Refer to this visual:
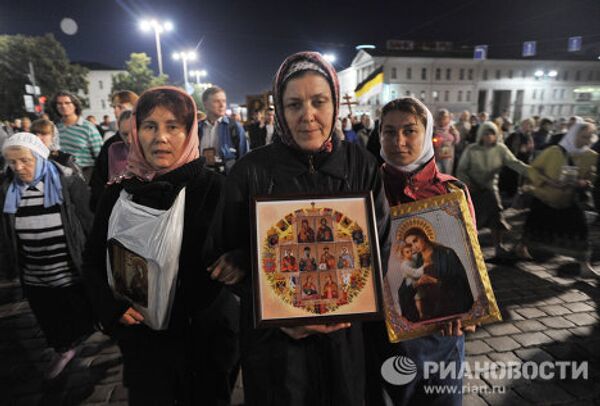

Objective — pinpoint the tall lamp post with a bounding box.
[172,51,197,90]
[139,19,173,76]
[189,69,207,84]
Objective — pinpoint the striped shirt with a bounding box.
[15,182,78,288]
[57,117,103,168]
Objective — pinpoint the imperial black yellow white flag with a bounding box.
[354,66,384,104]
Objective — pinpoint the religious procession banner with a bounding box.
[251,193,385,327]
[384,189,501,342]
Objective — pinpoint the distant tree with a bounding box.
[111,53,168,95]
[0,34,89,119]
[191,84,209,113]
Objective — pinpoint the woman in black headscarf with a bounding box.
[209,51,391,405]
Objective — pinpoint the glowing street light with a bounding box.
[189,69,208,84]
[534,70,545,77]
[548,70,558,77]
[139,19,173,76]
[323,53,336,64]
[173,51,197,89]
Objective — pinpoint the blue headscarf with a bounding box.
[3,152,63,214]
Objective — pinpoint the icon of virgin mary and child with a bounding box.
[396,227,473,323]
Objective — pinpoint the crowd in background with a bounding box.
[0,54,599,405]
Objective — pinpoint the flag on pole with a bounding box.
[354,66,384,104]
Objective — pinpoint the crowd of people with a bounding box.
[0,50,598,405]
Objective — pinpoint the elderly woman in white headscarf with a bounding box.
[0,133,94,379]
[519,122,598,275]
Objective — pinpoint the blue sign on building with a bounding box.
[474,45,487,60]
[568,36,582,52]
[523,41,536,57]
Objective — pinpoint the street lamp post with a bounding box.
[189,69,207,84]
[139,19,173,76]
[173,51,197,90]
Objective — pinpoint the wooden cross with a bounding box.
[341,93,358,116]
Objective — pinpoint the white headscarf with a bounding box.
[559,122,596,155]
[380,97,434,173]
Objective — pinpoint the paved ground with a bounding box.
[0,209,598,405]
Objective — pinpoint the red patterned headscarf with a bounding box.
[273,51,340,152]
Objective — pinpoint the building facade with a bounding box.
[80,68,125,121]
[338,48,600,122]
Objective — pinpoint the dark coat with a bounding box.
[219,137,391,406]
[82,159,237,403]
[247,122,267,150]
[89,132,123,212]
[82,158,225,333]
[0,162,93,279]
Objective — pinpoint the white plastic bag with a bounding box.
[106,187,186,330]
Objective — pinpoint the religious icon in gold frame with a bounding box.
[384,189,501,342]
[251,193,384,327]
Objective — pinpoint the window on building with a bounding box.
[457,90,463,102]
[588,70,594,81]
[99,80,104,90]
[495,69,501,79]
[596,71,600,81]
[466,90,471,102]
[538,105,544,114]
[552,89,558,100]
[405,90,411,96]
[444,90,449,102]
[530,105,535,114]
[550,105,556,114]
[521,70,527,78]
[482,69,488,80]
[559,105,563,115]
[560,89,565,99]
[508,70,513,79]
[468,69,473,80]
[446,68,451,80]
[575,70,581,81]
[101,100,106,109]
[433,90,439,102]
[391,67,397,79]
[459,69,465,80]
[391,90,397,98]
[420,90,426,101]
[421,68,427,80]
[563,71,569,81]
[532,89,537,100]
[435,68,441,80]
[540,89,544,101]
[407,67,412,80]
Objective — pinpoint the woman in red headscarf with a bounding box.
[82,87,236,405]
[209,52,391,405]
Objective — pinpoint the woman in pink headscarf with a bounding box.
[82,87,235,405]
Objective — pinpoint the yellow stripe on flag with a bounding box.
[355,71,384,99]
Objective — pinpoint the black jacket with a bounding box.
[0,162,93,279]
[247,122,267,150]
[82,159,225,334]
[219,137,391,406]
[89,133,123,212]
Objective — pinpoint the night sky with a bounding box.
[1,0,599,103]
